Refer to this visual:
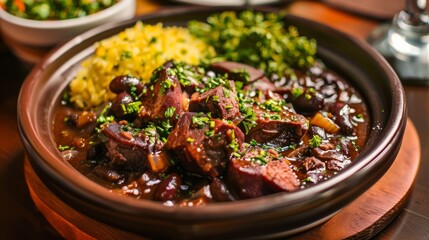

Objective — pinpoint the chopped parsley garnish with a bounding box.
[160,78,174,94]
[121,101,142,115]
[192,113,210,128]
[212,95,220,103]
[250,139,258,146]
[164,107,176,118]
[309,135,322,148]
[188,10,317,76]
[292,87,304,98]
[58,145,73,151]
[205,130,215,137]
[197,74,231,92]
[250,149,269,165]
[239,105,257,134]
[96,104,114,124]
[144,124,158,144]
[260,98,285,112]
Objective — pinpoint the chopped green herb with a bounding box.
[212,95,220,103]
[192,114,210,128]
[188,10,317,76]
[164,107,176,118]
[58,145,73,151]
[160,78,174,94]
[97,105,114,124]
[291,87,304,98]
[205,130,215,137]
[309,135,322,148]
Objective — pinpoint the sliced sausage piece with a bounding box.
[261,160,300,192]
[226,147,299,199]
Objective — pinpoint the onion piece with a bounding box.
[310,112,340,134]
[148,152,171,173]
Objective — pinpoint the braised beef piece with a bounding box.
[189,81,242,123]
[246,106,308,147]
[311,145,350,171]
[100,123,163,171]
[170,61,205,95]
[226,147,299,199]
[303,156,325,172]
[165,112,244,178]
[302,156,326,184]
[139,63,186,125]
[209,61,266,83]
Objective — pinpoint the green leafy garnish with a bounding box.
[188,10,317,76]
[309,135,322,148]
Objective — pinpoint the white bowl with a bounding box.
[0,0,136,47]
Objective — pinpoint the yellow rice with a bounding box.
[69,22,214,109]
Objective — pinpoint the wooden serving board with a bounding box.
[24,119,420,240]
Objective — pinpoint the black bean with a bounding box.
[110,92,134,118]
[109,75,144,95]
[156,173,182,201]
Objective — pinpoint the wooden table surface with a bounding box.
[0,1,428,239]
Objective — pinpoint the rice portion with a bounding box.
[69,22,214,109]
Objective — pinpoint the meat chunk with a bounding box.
[261,159,300,192]
[246,106,308,146]
[165,112,244,177]
[189,82,242,123]
[311,146,351,171]
[302,156,326,184]
[139,63,187,125]
[226,147,299,199]
[227,157,264,199]
[101,123,163,171]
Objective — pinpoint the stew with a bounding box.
[53,59,369,206]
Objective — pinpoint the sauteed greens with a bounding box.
[188,11,317,76]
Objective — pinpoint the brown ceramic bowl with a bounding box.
[18,7,406,240]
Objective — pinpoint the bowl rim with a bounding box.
[18,6,406,223]
[0,0,133,29]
